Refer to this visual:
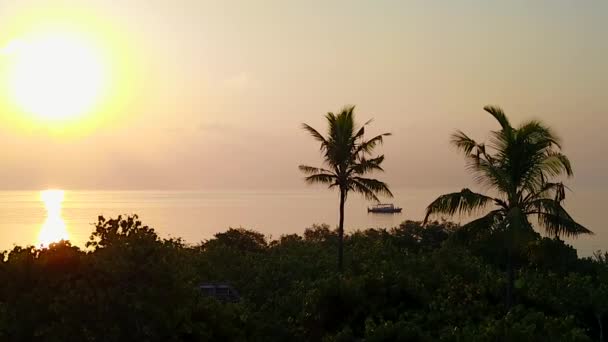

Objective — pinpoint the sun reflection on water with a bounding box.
[37,189,69,247]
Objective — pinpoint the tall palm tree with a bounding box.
[299,105,392,272]
[424,105,592,309]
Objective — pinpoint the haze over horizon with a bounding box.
[0,0,605,192]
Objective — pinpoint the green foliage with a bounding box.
[527,237,580,274]
[0,216,605,341]
[0,216,246,341]
[203,227,267,253]
[447,306,591,342]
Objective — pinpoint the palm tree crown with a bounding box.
[299,106,392,201]
[425,105,591,238]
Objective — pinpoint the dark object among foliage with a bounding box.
[200,283,241,302]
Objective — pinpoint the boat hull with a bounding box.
[368,208,402,213]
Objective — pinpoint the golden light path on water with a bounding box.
[37,189,69,247]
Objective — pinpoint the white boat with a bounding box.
[367,203,402,213]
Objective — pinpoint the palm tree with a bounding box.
[424,105,592,309]
[299,105,392,272]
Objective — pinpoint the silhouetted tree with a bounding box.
[203,227,267,253]
[299,105,392,272]
[424,105,592,310]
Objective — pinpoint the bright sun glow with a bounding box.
[38,189,69,247]
[0,7,141,135]
[3,32,108,121]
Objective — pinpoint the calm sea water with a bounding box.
[0,188,603,256]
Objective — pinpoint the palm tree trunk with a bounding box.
[597,313,604,342]
[506,246,514,311]
[338,189,346,273]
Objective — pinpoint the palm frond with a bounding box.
[460,209,504,233]
[540,152,573,177]
[353,118,373,141]
[355,133,391,155]
[451,130,479,155]
[538,212,593,238]
[484,105,512,130]
[522,182,567,204]
[515,154,570,195]
[517,151,572,198]
[298,165,334,175]
[350,177,393,200]
[349,180,380,202]
[301,123,328,147]
[330,106,356,145]
[424,189,495,223]
[303,173,338,187]
[465,155,512,194]
[325,112,339,142]
[496,119,566,190]
[353,125,365,141]
[527,198,592,237]
[516,120,561,148]
[349,155,385,175]
[488,129,511,156]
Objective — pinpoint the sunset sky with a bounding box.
[0,0,605,191]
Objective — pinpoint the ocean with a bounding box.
[0,188,602,256]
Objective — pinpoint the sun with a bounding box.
[37,189,69,247]
[3,31,108,121]
[0,6,143,135]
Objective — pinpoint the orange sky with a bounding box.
[0,0,605,191]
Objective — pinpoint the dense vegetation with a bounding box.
[0,215,605,341]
